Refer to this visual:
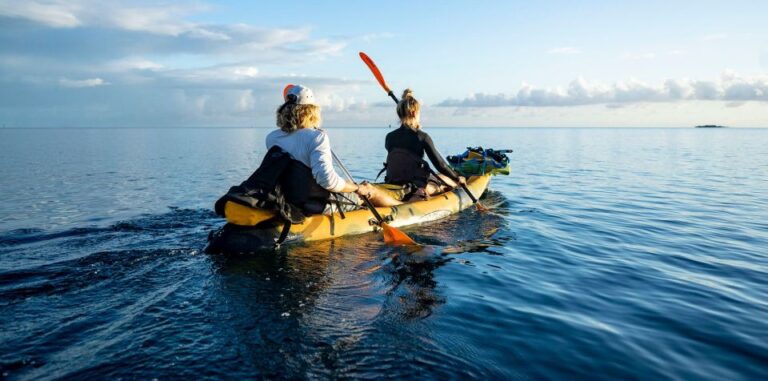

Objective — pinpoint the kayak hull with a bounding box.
[206,174,491,253]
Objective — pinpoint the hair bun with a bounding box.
[401,88,414,99]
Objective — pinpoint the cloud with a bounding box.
[548,47,581,55]
[436,72,768,108]
[0,0,83,28]
[59,77,107,87]
[622,52,656,60]
[0,2,341,65]
[0,0,381,127]
[105,58,164,71]
[0,0,210,36]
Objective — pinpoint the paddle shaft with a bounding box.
[381,87,481,205]
[330,151,386,223]
[387,91,399,104]
[461,183,479,203]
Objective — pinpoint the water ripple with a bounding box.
[2,128,767,380]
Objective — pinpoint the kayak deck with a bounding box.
[206,174,491,252]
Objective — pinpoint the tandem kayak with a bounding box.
[205,174,492,253]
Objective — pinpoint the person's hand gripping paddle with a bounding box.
[331,151,418,246]
[359,52,488,212]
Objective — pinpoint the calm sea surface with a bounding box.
[1,127,767,380]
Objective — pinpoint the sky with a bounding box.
[1,0,767,128]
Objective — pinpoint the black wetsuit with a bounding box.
[384,125,460,188]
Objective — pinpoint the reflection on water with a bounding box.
[196,193,512,378]
[2,128,767,380]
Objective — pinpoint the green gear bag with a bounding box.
[446,147,511,177]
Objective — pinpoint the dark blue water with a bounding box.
[1,128,767,380]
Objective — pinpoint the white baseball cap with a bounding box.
[283,84,315,105]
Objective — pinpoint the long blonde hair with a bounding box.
[396,88,421,129]
[276,102,322,132]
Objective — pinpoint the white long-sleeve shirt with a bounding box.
[265,128,347,192]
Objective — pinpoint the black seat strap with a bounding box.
[331,193,346,219]
[329,209,335,236]
[375,162,387,181]
[274,220,292,249]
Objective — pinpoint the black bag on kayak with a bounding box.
[214,146,306,224]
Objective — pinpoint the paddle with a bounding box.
[358,51,488,212]
[330,151,418,246]
[359,52,398,104]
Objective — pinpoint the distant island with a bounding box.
[695,125,726,128]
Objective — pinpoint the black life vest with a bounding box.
[214,145,331,223]
[383,147,432,188]
[279,159,331,215]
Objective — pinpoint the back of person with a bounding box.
[266,84,402,213]
[384,126,432,187]
[382,89,463,200]
[215,83,403,237]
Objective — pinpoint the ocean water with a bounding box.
[1,127,767,380]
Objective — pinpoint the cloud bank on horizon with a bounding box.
[1,0,767,127]
[438,72,768,108]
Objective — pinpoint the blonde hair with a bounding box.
[396,88,421,129]
[276,103,322,132]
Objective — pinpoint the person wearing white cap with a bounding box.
[265,85,401,213]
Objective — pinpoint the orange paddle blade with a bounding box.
[359,52,391,93]
[475,201,489,212]
[381,223,418,246]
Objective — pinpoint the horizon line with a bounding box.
[1,126,764,130]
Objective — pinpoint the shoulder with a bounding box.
[303,127,326,139]
[415,128,430,141]
[295,128,328,147]
[389,126,412,137]
[265,129,285,145]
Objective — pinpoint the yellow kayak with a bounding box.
[206,174,491,253]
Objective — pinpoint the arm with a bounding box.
[309,132,357,193]
[422,132,461,181]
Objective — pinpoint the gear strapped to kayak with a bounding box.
[206,148,512,253]
[213,145,351,247]
[447,147,512,177]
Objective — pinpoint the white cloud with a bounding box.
[153,64,272,88]
[0,1,332,58]
[437,72,768,108]
[106,58,164,71]
[59,77,107,87]
[107,4,202,36]
[622,52,656,60]
[232,66,259,78]
[302,39,346,57]
[0,0,209,36]
[0,0,82,28]
[237,90,255,112]
[548,47,581,55]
